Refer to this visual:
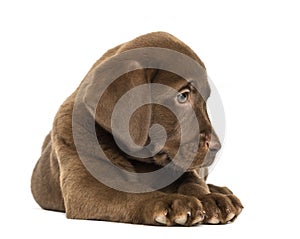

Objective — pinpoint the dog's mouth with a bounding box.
[199,155,215,168]
[197,149,219,168]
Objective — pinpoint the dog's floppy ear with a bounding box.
[83,59,156,152]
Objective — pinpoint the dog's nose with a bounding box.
[208,131,221,152]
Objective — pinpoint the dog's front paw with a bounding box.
[200,193,243,224]
[142,194,205,226]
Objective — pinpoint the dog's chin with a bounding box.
[186,160,214,171]
[199,156,216,168]
[152,151,216,173]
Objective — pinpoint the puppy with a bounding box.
[31,32,243,226]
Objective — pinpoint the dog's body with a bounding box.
[31,32,242,226]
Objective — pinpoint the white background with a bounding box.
[1,0,299,238]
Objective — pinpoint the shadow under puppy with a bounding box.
[31,32,243,226]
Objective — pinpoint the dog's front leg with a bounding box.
[56,150,204,226]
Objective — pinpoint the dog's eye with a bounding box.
[176,89,190,104]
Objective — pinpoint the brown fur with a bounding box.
[31,32,242,225]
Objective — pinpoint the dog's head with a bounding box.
[83,32,221,172]
[150,69,221,170]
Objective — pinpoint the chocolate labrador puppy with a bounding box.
[31,32,243,226]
